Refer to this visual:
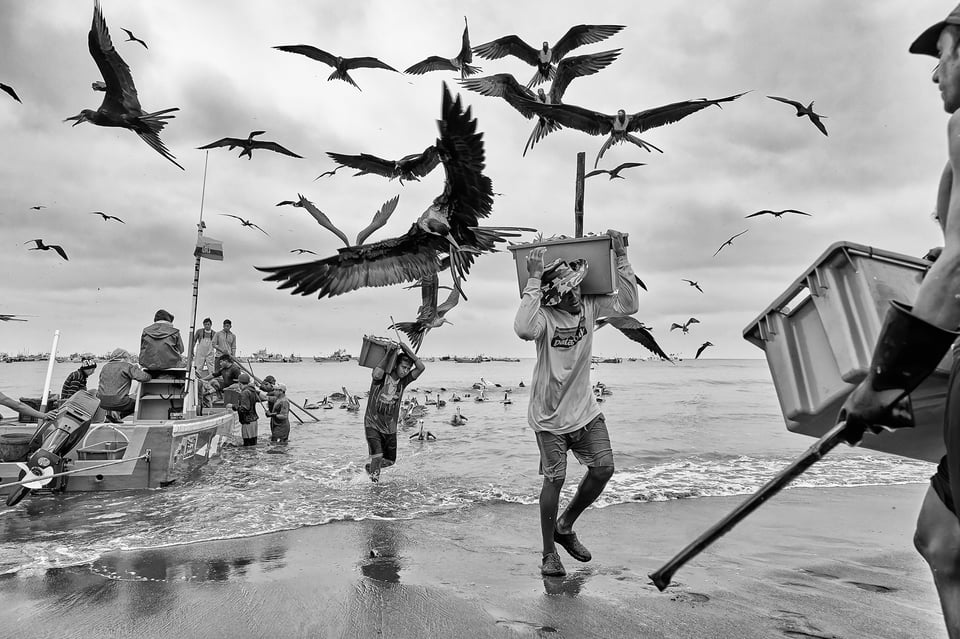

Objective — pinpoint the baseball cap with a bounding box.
[910,4,960,57]
[80,354,97,370]
[238,373,251,384]
[263,375,276,384]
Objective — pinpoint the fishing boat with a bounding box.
[313,348,352,363]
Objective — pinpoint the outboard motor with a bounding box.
[7,390,101,507]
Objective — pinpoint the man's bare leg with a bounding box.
[540,477,563,555]
[915,486,960,638]
[557,465,614,533]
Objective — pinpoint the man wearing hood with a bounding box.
[97,348,152,421]
[139,309,184,370]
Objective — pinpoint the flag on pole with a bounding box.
[195,235,224,261]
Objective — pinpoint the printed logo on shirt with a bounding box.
[550,321,587,349]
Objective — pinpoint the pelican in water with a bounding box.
[65,1,183,170]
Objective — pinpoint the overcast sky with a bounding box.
[0,1,951,361]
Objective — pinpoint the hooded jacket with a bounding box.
[139,320,185,369]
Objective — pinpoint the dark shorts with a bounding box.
[365,427,397,463]
[931,347,960,519]
[535,413,614,482]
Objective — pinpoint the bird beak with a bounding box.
[64,114,84,126]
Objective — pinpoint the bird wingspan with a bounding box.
[346,56,397,72]
[549,49,622,103]
[551,24,625,61]
[90,0,142,114]
[274,45,338,68]
[327,151,395,177]
[405,57,457,75]
[472,35,539,65]
[356,195,400,245]
[459,74,537,118]
[627,93,746,134]
[518,100,614,135]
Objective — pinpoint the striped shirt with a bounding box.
[60,369,88,400]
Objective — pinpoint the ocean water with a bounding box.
[0,359,935,575]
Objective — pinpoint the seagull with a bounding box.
[745,208,812,219]
[695,341,714,359]
[460,49,621,155]
[326,146,440,184]
[90,211,125,223]
[585,162,646,180]
[713,229,748,256]
[596,316,670,361]
[670,317,700,334]
[521,92,746,167]
[24,239,68,261]
[405,17,480,79]
[219,214,269,236]
[198,131,302,160]
[256,83,533,301]
[64,1,183,170]
[1,83,21,103]
[681,279,703,293]
[120,27,148,49]
[767,96,828,136]
[28,205,46,211]
[290,248,317,255]
[0,314,28,322]
[472,24,624,88]
[390,272,461,352]
[273,44,397,91]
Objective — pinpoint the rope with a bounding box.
[0,452,151,490]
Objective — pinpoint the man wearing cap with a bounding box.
[97,349,152,422]
[236,372,260,446]
[514,229,637,577]
[842,9,960,637]
[267,383,290,443]
[60,355,98,401]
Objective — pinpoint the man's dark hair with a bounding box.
[154,309,174,322]
[397,354,414,368]
[223,319,232,326]
[202,317,212,324]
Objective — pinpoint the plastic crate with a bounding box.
[743,241,950,463]
[508,235,619,296]
[358,335,398,369]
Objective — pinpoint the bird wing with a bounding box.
[256,225,443,299]
[344,56,398,72]
[583,169,608,178]
[459,17,473,63]
[52,245,69,261]
[808,114,828,136]
[197,137,246,150]
[609,161,645,176]
[401,145,441,179]
[695,342,712,359]
[744,210,770,218]
[459,74,537,117]
[0,315,27,322]
[517,100,614,135]
[785,209,812,216]
[89,1,142,114]
[220,213,245,222]
[327,151,396,177]
[687,318,700,325]
[273,45,338,68]
[108,214,125,223]
[251,223,270,237]
[767,95,803,110]
[0,82,21,102]
[670,323,683,331]
[356,195,400,245]
[415,272,441,323]
[472,35,539,65]
[435,280,461,317]
[297,196,350,247]
[251,140,303,158]
[626,93,745,134]
[597,316,670,360]
[551,25,625,61]
[405,56,457,75]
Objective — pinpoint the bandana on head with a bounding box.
[540,258,588,306]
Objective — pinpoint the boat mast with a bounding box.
[184,152,210,414]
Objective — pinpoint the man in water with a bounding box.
[514,230,637,577]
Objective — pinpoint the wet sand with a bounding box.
[0,483,944,639]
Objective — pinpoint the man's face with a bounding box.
[223,322,232,332]
[554,287,582,314]
[203,321,212,329]
[935,29,960,113]
[396,359,413,377]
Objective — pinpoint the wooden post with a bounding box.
[574,152,585,238]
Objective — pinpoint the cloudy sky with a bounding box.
[0,0,951,361]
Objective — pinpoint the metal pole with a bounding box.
[574,152,585,238]
[39,330,60,411]
[185,152,211,414]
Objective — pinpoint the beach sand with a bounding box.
[0,483,944,639]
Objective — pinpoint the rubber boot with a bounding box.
[841,300,959,443]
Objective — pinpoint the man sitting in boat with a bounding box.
[97,348,152,422]
[60,354,97,401]
[210,354,243,398]
[138,309,185,370]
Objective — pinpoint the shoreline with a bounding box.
[0,483,944,638]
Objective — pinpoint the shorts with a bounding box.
[931,346,960,519]
[932,456,955,516]
[535,413,614,482]
[365,427,397,464]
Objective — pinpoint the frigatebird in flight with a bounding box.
[120,28,148,49]
[713,229,748,256]
[695,341,714,359]
[28,205,45,211]
[326,146,440,184]
[745,208,812,219]
[390,272,461,352]
[460,49,621,155]
[1,83,21,103]
[281,193,400,247]
[219,214,269,236]
[290,249,317,255]
[256,84,533,301]
[472,24,624,88]
[314,166,346,180]
[595,316,670,361]
[681,279,703,293]
[767,96,828,136]
[0,315,28,322]
[273,44,397,91]
[90,211,125,223]
[24,239,69,261]
[670,317,700,334]
[65,1,183,170]
[198,131,303,160]
[585,162,646,180]
[405,17,480,79]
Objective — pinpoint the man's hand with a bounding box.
[526,247,546,278]
[606,229,628,257]
[838,380,914,445]
[924,246,943,262]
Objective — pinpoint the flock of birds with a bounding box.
[3,3,829,361]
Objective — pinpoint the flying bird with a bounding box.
[284,193,401,247]
[405,17,480,79]
[681,279,703,293]
[472,24,624,88]
[695,341,714,359]
[670,317,700,334]
[90,211,125,223]
[120,27,147,49]
[273,44,397,91]
[314,166,346,180]
[460,49,622,155]
[521,92,746,167]
[767,96,828,136]
[390,272,461,351]
[290,248,317,255]
[326,146,440,184]
[713,229,748,256]
[219,214,269,236]
[745,208,812,219]
[595,316,670,361]
[0,314,28,322]
[1,82,21,103]
[198,131,302,160]
[65,1,183,170]
[28,205,46,211]
[585,162,646,180]
[256,84,532,301]
[24,239,68,261]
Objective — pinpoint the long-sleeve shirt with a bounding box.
[96,360,152,405]
[60,369,88,400]
[514,256,638,435]
[213,330,236,358]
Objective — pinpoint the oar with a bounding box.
[246,359,304,425]
[648,420,854,591]
[230,355,317,423]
